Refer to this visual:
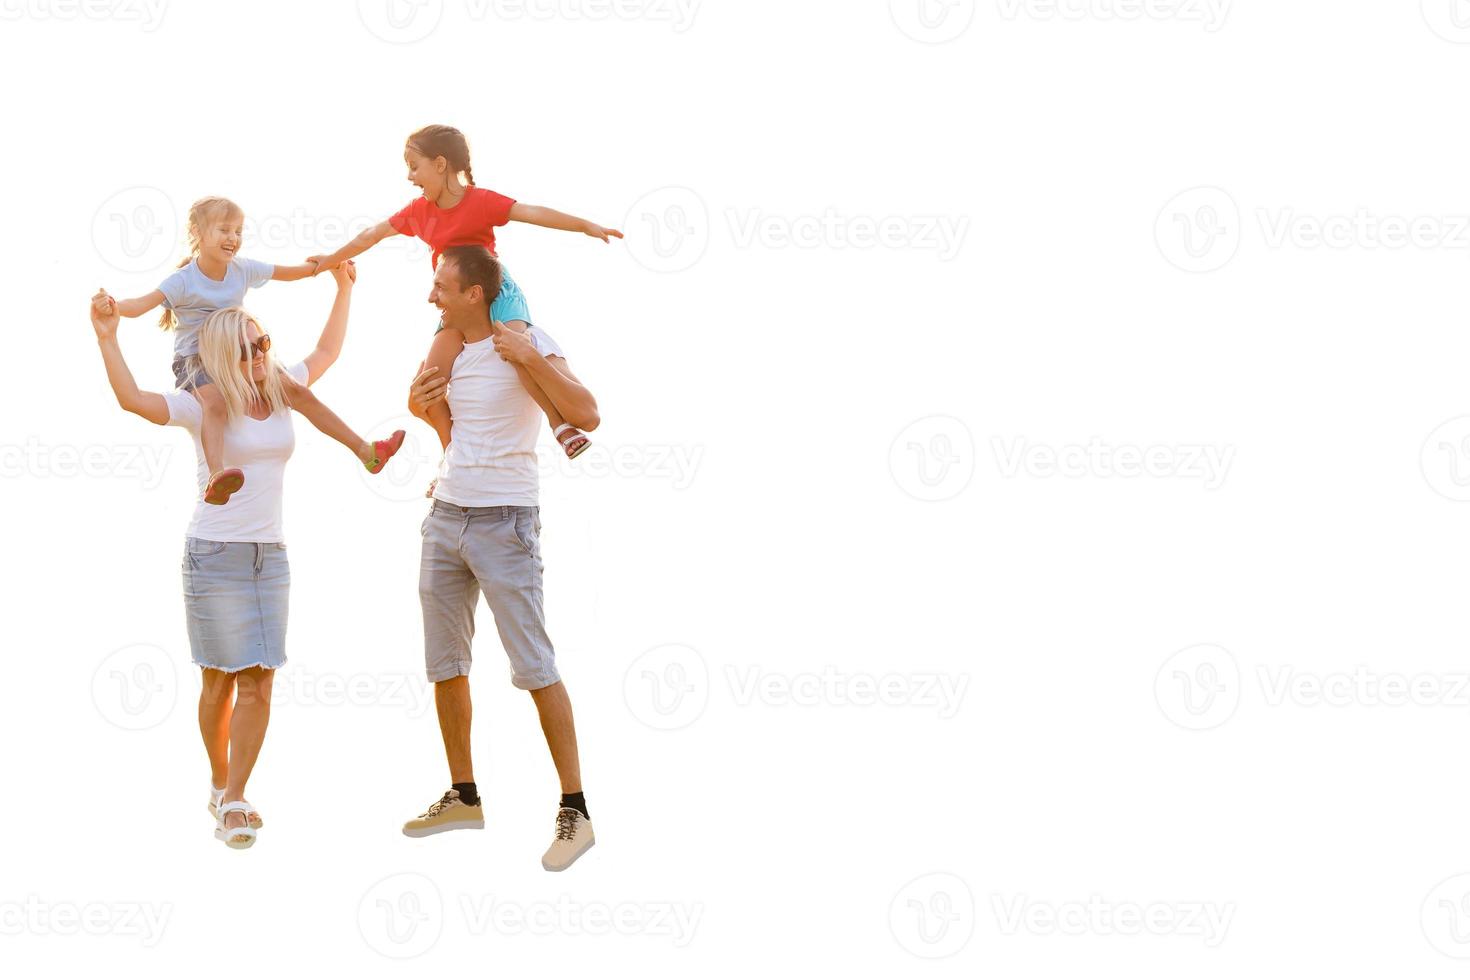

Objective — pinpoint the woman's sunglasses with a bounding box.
[240,334,272,361]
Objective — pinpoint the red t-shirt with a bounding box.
[388,186,517,267]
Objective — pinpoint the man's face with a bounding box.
[429,258,476,327]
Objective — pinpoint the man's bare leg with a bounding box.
[530,680,581,794]
[435,675,475,784]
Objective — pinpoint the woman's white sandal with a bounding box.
[214,801,257,849]
[208,787,262,829]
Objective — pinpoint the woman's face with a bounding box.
[238,321,269,384]
[405,147,446,200]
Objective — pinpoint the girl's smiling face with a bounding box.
[200,211,244,264]
[405,146,447,200]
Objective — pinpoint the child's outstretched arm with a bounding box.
[271,262,321,283]
[508,203,623,243]
[305,219,400,274]
[92,288,164,320]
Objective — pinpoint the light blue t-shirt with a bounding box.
[158,257,274,357]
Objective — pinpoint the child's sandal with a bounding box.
[214,800,257,849]
[364,430,407,474]
[555,425,591,460]
[204,468,244,505]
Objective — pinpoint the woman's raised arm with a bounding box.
[91,302,170,426]
[301,260,357,385]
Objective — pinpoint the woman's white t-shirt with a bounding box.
[164,361,309,543]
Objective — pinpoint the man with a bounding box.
[403,244,599,872]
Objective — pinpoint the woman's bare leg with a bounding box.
[222,667,275,831]
[199,668,236,789]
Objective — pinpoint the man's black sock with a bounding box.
[560,791,589,820]
[452,782,480,806]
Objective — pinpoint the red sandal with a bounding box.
[364,430,406,474]
[204,468,244,505]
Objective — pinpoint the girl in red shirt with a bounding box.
[308,124,622,458]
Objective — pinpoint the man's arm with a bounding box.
[491,325,600,431]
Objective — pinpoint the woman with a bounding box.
[91,259,360,849]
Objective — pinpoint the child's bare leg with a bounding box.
[423,327,464,449]
[501,320,589,459]
[196,383,245,505]
[281,375,402,471]
[196,383,228,477]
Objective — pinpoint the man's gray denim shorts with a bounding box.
[418,501,559,689]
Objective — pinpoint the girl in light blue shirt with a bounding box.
[94,195,405,503]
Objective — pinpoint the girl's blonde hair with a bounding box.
[189,307,290,423]
[159,196,244,331]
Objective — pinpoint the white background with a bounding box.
[5,0,1470,973]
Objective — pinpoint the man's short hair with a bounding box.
[440,245,503,307]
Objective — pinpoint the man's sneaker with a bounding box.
[541,806,595,871]
[402,789,484,838]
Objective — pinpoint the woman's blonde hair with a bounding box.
[159,196,244,331]
[189,307,290,423]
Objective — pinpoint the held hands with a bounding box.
[582,221,624,244]
[329,259,357,286]
[91,288,117,318]
[304,254,338,276]
[89,293,120,341]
